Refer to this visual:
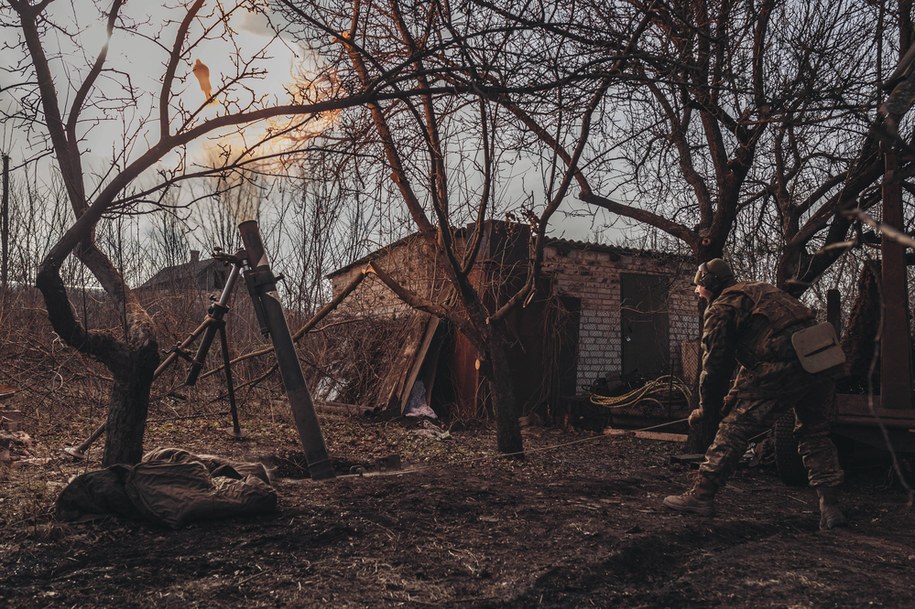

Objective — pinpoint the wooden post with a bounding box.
[879,146,913,410]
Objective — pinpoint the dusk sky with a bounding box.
[0,1,623,245]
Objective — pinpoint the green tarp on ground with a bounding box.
[56,447,277,528]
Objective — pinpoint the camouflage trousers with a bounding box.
[698,379,844,488]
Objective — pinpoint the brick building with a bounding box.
[327,221,701,420]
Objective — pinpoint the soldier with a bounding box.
[663,258,847,529]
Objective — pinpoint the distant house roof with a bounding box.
[326,221,691,279]
[140,251,228,291]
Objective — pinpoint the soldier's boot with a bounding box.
[663,475,718,517]
[816,486,847,530]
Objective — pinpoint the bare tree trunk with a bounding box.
[103,346,159,465]
[1,154,8,291]
[37,259,159,465]
[484,321,524,455]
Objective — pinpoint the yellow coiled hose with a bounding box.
[589,375,692,409]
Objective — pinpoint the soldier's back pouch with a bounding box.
[790,322,845,374]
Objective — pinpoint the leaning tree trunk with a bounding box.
[37,261,159,466]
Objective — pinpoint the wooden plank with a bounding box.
[603,428,635,437]
[604,428,687,443]
[373,313,443,415]
[633,431,687,442]
[398,316,440,414]
[375,313,430,412]
[313,400,371,417]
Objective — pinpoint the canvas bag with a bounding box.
[790,322,846,374]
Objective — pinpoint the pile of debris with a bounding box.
[1,386,34,479]
[0,427,34,468]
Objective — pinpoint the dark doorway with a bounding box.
[553,296,581,401]
[508,294,580,420]
[620,273,670,380]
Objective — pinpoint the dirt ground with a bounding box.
[1,408,914,609]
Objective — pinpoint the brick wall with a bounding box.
[328,231,702,397]
[542,244,700,392]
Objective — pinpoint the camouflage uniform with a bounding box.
[697,281,844,489]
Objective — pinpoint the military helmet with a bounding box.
[694,258,735,291]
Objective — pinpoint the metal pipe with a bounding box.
[238,220,335,480]
[219,322,242,437]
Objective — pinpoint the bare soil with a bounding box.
[1,410,914,609]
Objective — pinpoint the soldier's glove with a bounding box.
[687,408,704,427]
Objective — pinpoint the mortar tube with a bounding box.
[237,220,335,480]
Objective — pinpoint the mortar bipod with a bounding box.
[63,250,247,460]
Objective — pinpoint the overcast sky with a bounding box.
[0,1,622,254]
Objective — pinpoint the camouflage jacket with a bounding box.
[698,281,816,412]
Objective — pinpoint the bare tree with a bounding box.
[275,0,645,454]
[0,0,486,464]
[469,0,915,448]
[148,202,191,273]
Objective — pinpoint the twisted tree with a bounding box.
[0,0,488,464]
